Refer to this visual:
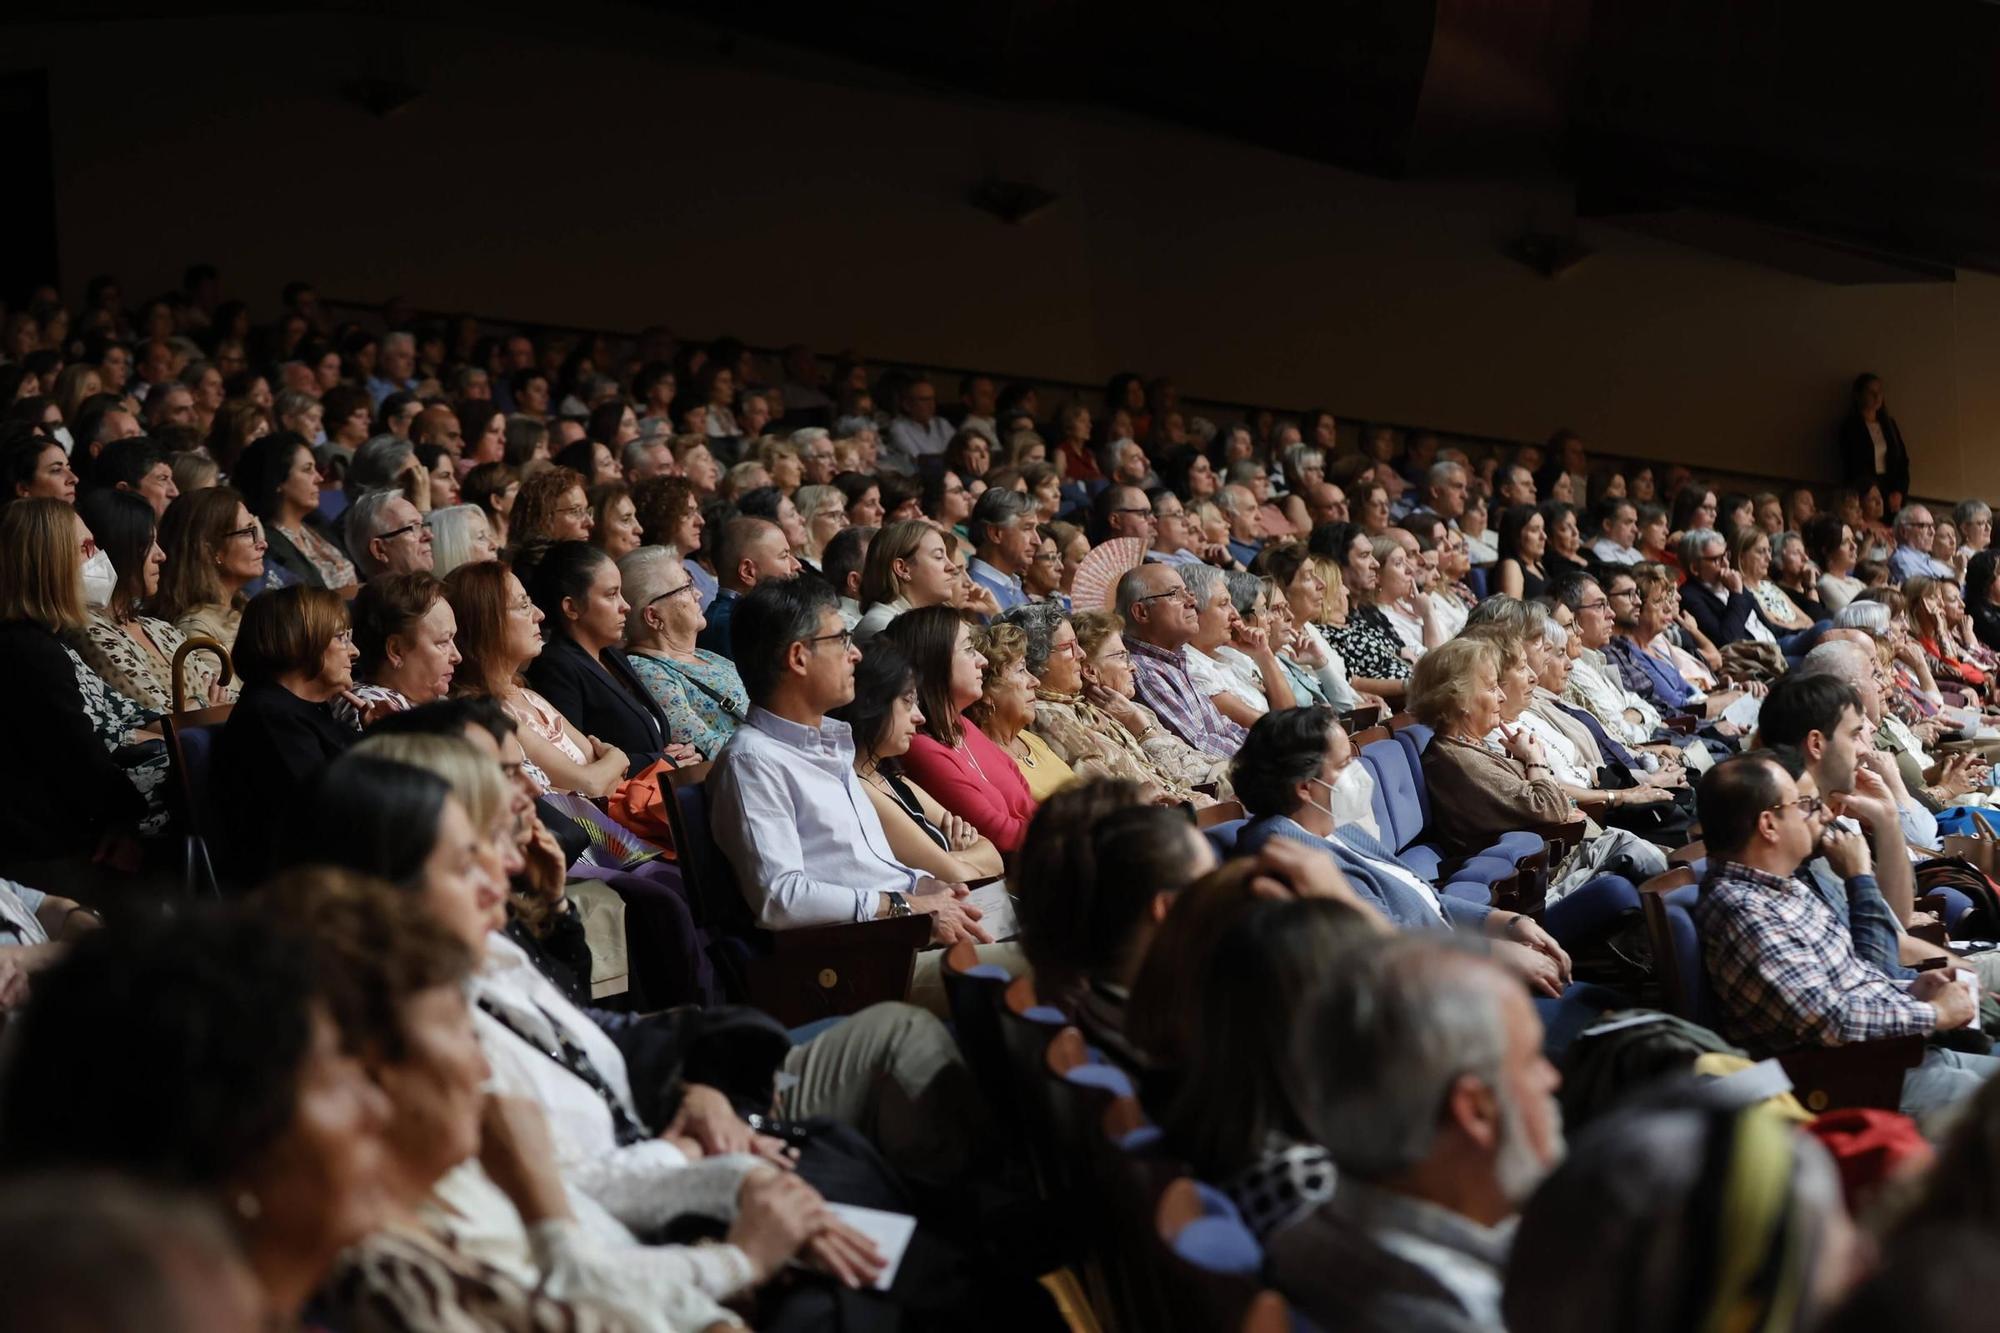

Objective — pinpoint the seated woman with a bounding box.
[1970,550,2000,654]
[1072,608,1232,798]
[794,482,848,568]
[463,461,520,551]
[233,430,357,595]
[587,481,642,559]
[506,466,594,551]
[631,474,714,610]
[154,484,265,660]
[427,502,500,577]
[1539,499,1591,585]
[1806,512,1866,615]
[1411,636,1666,897]
[288,754,892,1303]
[0,912,393,1329]
[1253,542,1363,712]
[445,560,630,798]
[269,871,777,1333]
[1370,533,1450,660]
[853,519,961,644]
[1613,562,1758,720]
[71,488,223,711]
[889,605,1038,853]
[333,572,461,730]
[968,621,1076,802]
[831,639,1004,883]
[0,498,154,875]
[618,545,747,760]
[1176,562,1296,728]
[1493,502,1549,600]
[213,584,358,878]
[518,540,689,776]
[1770,529,1829,622]
[1012,779,1220,1079]
[1459,487,1499,567]
[1908,575,1992,703]
[1734,524,1821,642]
[1316,522,1416,703]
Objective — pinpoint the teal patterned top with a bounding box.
[626,648,748,760]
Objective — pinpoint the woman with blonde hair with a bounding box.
[0,498,158,867]
[153,484,267,657]
[854,519,961,643]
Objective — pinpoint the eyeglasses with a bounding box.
[507,597,537,617]
[376,520,428,543]
[1575,599,1609,613]
[224,521,265,543]
[1770,794,1826,819]
[1110,506,1154,518]
[557,504,591,520]
[1130,587,1193,607]
[806,628,855,652]
[646,584,697,608]
[1095,649,1133,664]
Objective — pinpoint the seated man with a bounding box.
[965,486,1034,613]
[708,576,988,943]
[1549,571,1715,769]
[1587,497,1642,567]
[1272,936,1564,1333]
[347,489,436,581]
[696,515,801,660]
[1116,563,1247,759]
[1888,505,1955,584]
[1692,752,1995,1118]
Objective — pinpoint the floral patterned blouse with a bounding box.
[626,649,748,760]
[1323,604,1414,683]
[1033,690,1225,802]
[64,642,168,828]
[278,519,358,590]
[72,610,223,713]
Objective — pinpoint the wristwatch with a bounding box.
[884,891,913,918]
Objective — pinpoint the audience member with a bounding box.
[854,518,959,643]
[1115,563,1249,758]
[155,485,265,653]
[617,544,747,760]
[696,515,800,660]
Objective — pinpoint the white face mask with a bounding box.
[52,426,74,455]
[1304,760,1380,840]
[81,548,118,608]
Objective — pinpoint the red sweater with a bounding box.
[903,721,1038,853]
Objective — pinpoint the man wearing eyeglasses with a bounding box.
[348,490,434,581]
[1115,564,1247,759]
[1693,752,1994,1117]
[1887,504,1955,584]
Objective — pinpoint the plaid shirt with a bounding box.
[1693,859,1933,1055]
[1128,636,1247,759]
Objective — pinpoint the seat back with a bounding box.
[1359,736,1422,853]
[940,941,1018,1124]
[1153,1177,1266,1332]
[162,704,234,898]
[1203,818,1247,860]
[1392,721,1436,829]
[1637,867,1704,1021]
[997,976,1069,1193]
[1093,1097,1186,1333]
[660,760,754,934]
[1040,1027,1136,1198]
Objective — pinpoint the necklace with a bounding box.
[1009,733,1036,766]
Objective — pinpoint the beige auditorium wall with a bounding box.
[12,11,1999,499]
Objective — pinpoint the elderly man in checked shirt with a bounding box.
[1691,753,1997,1119]
[1114,563,1248,759]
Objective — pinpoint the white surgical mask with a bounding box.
[1304,761,1380,840]
[52,426,74,455]
[81,548,117,608]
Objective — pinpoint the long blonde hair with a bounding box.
[0,498,87,632]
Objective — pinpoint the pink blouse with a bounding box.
[902,720,1038,853]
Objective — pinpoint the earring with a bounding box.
[234,1191,262,1222]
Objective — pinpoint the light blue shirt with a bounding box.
[886,415,953,463]
[966,556,1029,614]
[708,706,920,928]
[1888,543,1954,584]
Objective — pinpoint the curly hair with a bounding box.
[631,474,699,551]
[508,466,587,547]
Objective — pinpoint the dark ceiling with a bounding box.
[670,0,2000,283]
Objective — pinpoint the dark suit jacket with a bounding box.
[259,517,347,591]
[696,590,741,660]
[1679,578,1758,647]
[216,679,355,879]
[0,621,147,859]
[1839,410,1910,502]
[524,635,668,775]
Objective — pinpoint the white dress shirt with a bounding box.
[709,706,921,927]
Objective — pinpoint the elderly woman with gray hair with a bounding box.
[617,545,746,759]
[427,503,500,577]
[1505,1100,1861,1333]
[999,601,1212,806]
[344,433,432,510]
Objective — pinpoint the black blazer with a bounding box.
[1838,410,1910,503]
[1680,578,1758,648]
[524,635,668,775]
[215,679,355,880]
[0,621,147,860]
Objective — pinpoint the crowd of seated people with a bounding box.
[9,269,2000,1329]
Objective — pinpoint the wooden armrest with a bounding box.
[1661,715,1697,735]
[1522,819,1587,854]
[1777,1035,1927,1114]
[1575,797,1609,822]
[1668,840,1706,868]
[1196,799,1246,828]
[748,914,933,1026]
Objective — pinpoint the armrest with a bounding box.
[1668,840,1706,868]
[1521,819,1588,855]
[1911,890,1952,948]
[748,914,933,1027]
[1575,796,1610,822]
[1776,1035,1927,1114]
[1661,714,1697,735]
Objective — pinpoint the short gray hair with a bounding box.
[345,434,414,498]
[1893,505,1932,533]
[1955,499,1992,528]
[345,490,409,580]
[1426,460,1465,490]
[1834,600,1892,634]
[616,545,683,641]
[427,504,491,578]
[1179,561,1225,606]
[1298,938,1510,1180]
[1223,569,1263,616]
[1798,638,1870,688]
[1282,444,1324,479]
[970,486,1031,547]
[789,427,831,448]
[833,415,875,440]
[1676,526,1724,569]
[273,388,318,422]
[998,601,1068,676]
[1539,615,1569,653]
[621,436,664,472]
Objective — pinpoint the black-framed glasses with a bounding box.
[1770,794,1826,819]
[224,520,264,543]
[1575,599,1609,613]
[1131,587,1193,607]
[1110,506,1154,517]
[646,584,697,608]
[377,519,427,543]
[807,627,855,651]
